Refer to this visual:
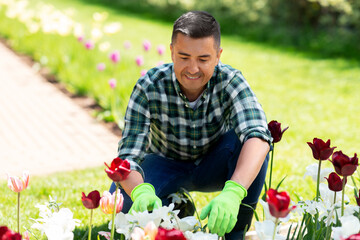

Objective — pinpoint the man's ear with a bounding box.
[216,47,223,65]
[170,43,174,62]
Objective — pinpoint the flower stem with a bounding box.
[341,177,346,217]
[333,192,336,205]
[316,159,322,201]
[111,184,118,240]
[88,209,93,240]
[17,192,20,234]
[269,143,275,190]
[272,218,279,240]
[351,175,359,197]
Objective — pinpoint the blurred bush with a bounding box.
[90,0,359,59]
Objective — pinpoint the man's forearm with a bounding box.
[119,171,144,197]
[230,138,270,189]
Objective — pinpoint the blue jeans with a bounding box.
[110,130,269,240]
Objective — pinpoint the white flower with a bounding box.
[32,207,80,240]
[176,216,200,232]
[103,22,122,34]
[112,212,133,239]
[303,163,333,183]
[168,192,188,205]
[319,183,349,205]
[126,210,162,228]
[93,11,108,22]
[98,41,111,52]
[184,231,218,240]
[255,220,286,240]
[332,215,360,240]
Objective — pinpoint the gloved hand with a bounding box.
[200,180,247,236]
[130,183,162,213]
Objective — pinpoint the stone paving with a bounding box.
[0,42,120,179]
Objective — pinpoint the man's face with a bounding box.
[170,33,222,101]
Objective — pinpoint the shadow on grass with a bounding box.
[74,223,114,240]
[73,0,360,64]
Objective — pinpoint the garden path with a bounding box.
[0,42,120,180]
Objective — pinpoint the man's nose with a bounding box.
[187,60,199,74]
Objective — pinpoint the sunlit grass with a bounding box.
[0,0,360,237]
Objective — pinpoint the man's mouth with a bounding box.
[185,74,200,80]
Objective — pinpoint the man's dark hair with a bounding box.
[171,11,221,49]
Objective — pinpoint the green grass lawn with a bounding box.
[1,0,360,238]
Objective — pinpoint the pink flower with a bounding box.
[109,50,120,63]
[108,78,116,89]
[157,45,165,55]
[97,63,106,71]
[98,231,111,240]
[23,231,30,240]
[84,40,94,50]
[123,40,132,49]
[7,171,30,193]
[141,69,147,76]
[135,55,144,66]
[157,61,164,66]
[100,189,124,214]
[143,40,151,51]
[131,222,158,240]
[77,36,84,42]
[109,78,116,89]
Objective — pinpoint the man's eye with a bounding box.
[199,59,207,62]
[180,57,188,60]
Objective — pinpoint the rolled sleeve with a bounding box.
[227,74,272,145]
[117,82,150,179]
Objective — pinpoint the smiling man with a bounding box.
[110,11,272,239]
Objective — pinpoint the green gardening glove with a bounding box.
[200,180,247,236]
[130,183,162,213]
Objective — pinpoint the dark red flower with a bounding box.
[81,190,101,209]
[342,233,360,240]
[330,151,358,177]
[307,138,336,160]
[356,190,360,207]
[266,189,296,219]
[105,157,131,182]
[268,120,289,143]
[0,226,22,240]
[325,172,346,192]
[155,228,186,240]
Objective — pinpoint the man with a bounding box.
[110,11,272,239]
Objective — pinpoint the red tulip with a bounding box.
[0,226,22,240]
[330,151,358,177]
[307,138,336,160]
[155,228,186,240]
[356,190,360,207]
[81,190,101,209]
[342,233,360,240]
[325,172,345,192]
[104,157,131,182]
[266,189,296,218]
[268,120,288,143]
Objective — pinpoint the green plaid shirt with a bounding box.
[118,62,272,177]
